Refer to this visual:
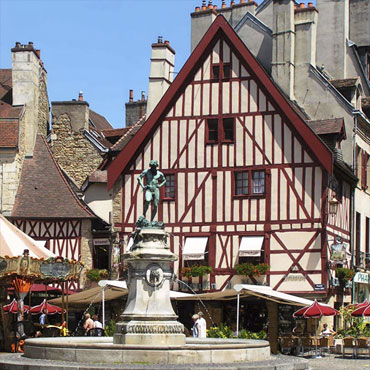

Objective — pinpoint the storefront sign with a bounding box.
[354,272,370,284]
[314,284,326,291]
[93,238,110,246]
[329,236,349,263]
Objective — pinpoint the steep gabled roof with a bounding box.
[308,118,346,140]
[89,109,113,131]
[12,135,95,219]
[107,15,332,189]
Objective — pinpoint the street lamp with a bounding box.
[328,196,339,216]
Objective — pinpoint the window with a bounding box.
[235,170,266,197]
[212,63,231,79]
[223,118,234,141]
[212,65,220,79]
[164,174,175,199]
[206,118,234,144]
[253,171,265,194]
[207,119,218,143]
[223,63,231,78]
[235,172,249,195]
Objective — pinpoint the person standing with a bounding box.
[39,308,48,326]
[197,311,207,338]
[191,314,199,338]
[83,313,94,335]
[92,314,103,336]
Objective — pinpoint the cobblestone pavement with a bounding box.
[302,354,370,370]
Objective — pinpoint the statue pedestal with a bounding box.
[113,228,185,346]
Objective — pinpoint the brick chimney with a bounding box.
[146,37,175,117]
[316,0,349,79]
[271,0,295,100]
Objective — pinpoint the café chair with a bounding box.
[356,337,370,358]
[300,336,314,356]
[342,337,356,358]
[319,337,330,355]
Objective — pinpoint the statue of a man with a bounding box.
[137,160,166,221]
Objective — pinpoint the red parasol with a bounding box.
[351,302,370,317]
[29,299,64,315]
[2,299,30,314]
[293,300,339,318]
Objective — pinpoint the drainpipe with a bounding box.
[236,292,240,337]
[351,111,359,304]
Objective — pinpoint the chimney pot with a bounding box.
[164,40,170,45]
[15,42,21,47]
[208,1,213,9]
[35,49,41,58]
[78,91,83,101]
[299,3,305,8]
[222,0,226,8]
[141,91,146,101]
[129,89,134,102]
[307,2,314,7]
[195,6,200,11]
[231,1,235,7]
[240,0,245,3]
[213,4,217,9]
[28,42,34,47]
[202,0,207,10]
[157,36,163,43]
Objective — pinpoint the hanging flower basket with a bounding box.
[86,268,109,282]
[181,265,213,278]
[234,263,270,277]
[335,267,353,283]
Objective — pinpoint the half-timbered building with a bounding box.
[107,15,353,306]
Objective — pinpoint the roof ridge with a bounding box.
[111,114,146,151]
[40,135,95,218]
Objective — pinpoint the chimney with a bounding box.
[191,4,217,52]
[146,37,175,117]
[316,0,349,79]
[271,0,295,100]
[78,91,83,101]
[294,3,318,106]
[125,89,147,127]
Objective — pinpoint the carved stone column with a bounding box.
[113,228,185,345]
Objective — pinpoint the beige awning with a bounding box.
[182,237,208,260]
[238,236,264,257]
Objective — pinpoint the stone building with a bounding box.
[0,42,49,216]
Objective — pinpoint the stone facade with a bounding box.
[50,103,103,188]
[80,218,94,288]
[112,177,122,231]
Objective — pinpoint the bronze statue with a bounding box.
[137,160,166,222]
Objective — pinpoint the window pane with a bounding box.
[212,65,220,79]
[236,172,248,195]
[223,118,234,141]
[165,174,175,198]
[223,64,231,78]
[253,171,265,194]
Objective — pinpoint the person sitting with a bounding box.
[320,323,336,337]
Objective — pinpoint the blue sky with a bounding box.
[0,0,314,128]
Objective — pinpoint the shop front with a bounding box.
[353,272,370,303]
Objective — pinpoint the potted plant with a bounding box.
[86,268,109,282]
[234,262,270,277]
[181,265,213,278]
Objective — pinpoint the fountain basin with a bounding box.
[24,337,270,365]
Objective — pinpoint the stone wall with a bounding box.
[112,177,122,232]
[50,109,103,188]
[80,219,94,288]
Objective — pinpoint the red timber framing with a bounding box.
[107,16,349,295]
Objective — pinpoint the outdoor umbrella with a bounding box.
[293,300,339,357]
[351,302,370,317]
[29,299,64,315]
[2,299,30,314]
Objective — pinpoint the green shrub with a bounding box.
[238,329,267,339]
[207,323,232,338]
[104,319,116,336]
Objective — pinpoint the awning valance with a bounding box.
[239,236,264,257]
[182,237,208,260]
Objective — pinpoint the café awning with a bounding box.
[238,236,264,257]
[182,237,208,260]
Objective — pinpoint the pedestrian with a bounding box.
[197,311,207,338]
[83,313,94,335]
[39,308,48,326]
[92,314,103,336]
[191,314,199,338]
